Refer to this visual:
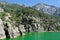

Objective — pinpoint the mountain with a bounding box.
[0,2,60,39]
[33,3,60,16]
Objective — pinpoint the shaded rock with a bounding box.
[31,23,38,31]
[27,25,33,32]
[37,24,44,32]
[4,22,20,38]
[31,23,44,32]
[19,24,25,35]
[24,25,33,32]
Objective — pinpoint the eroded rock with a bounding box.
[4,22,20,38]
[0,19,6,39]
[19,24,25,35]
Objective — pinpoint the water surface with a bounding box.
[4,32,60,40]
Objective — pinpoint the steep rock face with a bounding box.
[3,13,20,38]
[31,23,44,32]
[22,15,60,32]
[25,25,33,32]
[0,19,6,39]
[0,11,22,39]
[19,25,25,35]
[22,15,44,32]
[4,22,20,38]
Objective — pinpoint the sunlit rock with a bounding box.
[0,19,6,39]
[19,24,25,35]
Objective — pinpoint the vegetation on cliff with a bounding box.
[0,2,60,32]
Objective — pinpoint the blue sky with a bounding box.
[0,0,60,7]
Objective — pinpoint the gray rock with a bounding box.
[0,19,6,39]
[33,3,60,16]
[37,24,44,32]
[19,24,25,35]
[31,23,44,32]
[4,22,20,38]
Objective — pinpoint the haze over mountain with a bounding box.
[0,1,60,16]
[33,3,60,16]
[0,1,60,39]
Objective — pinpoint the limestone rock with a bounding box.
[19,24,25,35]
[37,24,44,32]
[8,23,20,38]
[4,22,20,38]
[0,19,6,39]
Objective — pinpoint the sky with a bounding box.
[0,0,60,7]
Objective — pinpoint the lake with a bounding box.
[3,32,60,40]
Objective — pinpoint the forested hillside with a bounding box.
[0,2,60,39]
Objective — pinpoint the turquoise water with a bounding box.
[3,32,60,40]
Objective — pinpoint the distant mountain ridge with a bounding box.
[33,3,60,16]
[0,2,60,39]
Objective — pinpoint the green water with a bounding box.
[3,32,60,40]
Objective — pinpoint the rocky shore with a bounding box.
[0,13,60,39]
[0,13,44,39]
[0,2,60,39]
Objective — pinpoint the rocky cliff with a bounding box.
[33,3,60,16]
[0,8,25,39]
[0,19,6,39]
[0,2,60,39]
